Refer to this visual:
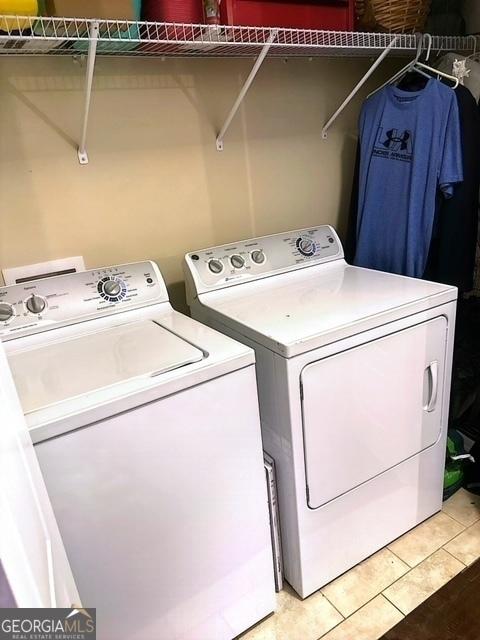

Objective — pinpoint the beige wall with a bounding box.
[0,54,395,311]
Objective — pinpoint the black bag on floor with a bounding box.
[465,442,480,495]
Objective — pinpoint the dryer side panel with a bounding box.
[301,316,448,509]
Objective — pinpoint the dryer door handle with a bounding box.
[425,361,439,413]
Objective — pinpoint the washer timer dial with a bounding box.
[97,276,127,303]
[296,236,316,257]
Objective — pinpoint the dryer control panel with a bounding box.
[185,225,344,296]
[0,261,168,341]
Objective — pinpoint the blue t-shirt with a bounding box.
[354,79,463,277]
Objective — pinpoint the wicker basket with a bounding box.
[356,0,431,33]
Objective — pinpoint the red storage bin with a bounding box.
[221,0,354,30]
[142,0,204,23]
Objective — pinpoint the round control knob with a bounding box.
[26,294,46,315]
[250,249,266,265]
[0,302,14,323]
[97,276,127,302]
[103,280,121,297]
[297,237,316,257]
[208,259,224,275]
[230,254,245,270]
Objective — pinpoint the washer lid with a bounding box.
[199,263,457,357]
[8,320,204,414]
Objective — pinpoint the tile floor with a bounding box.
[240,489,480,640]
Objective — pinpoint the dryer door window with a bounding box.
[301,316,447,509]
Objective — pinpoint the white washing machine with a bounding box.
[184,225,458,599]
[0,261,275,639]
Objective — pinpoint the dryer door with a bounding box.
[301,316,447,509]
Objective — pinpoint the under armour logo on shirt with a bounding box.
[383,129,410,151]
[372,126,413,162]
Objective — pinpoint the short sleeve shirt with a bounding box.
[354,79,463,278]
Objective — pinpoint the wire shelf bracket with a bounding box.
[77,21,99,165]
[322,35,400,139]
[216,29,278,151]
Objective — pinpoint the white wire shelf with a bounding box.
[0,15,476,58]
[2,16,475,163]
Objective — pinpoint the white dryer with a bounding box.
[184,225,457,599]
[0,261,275,639]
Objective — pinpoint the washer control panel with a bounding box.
[0,261,167,341]
[185,225,343,293]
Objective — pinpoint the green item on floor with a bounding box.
[444,430,475,501]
